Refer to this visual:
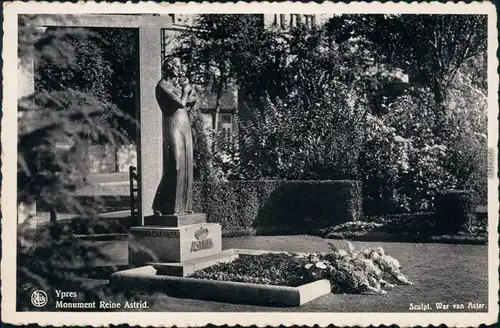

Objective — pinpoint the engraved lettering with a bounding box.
[190,239,213,252]
[131,229,179,238]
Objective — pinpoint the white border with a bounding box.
[2,1,499,326]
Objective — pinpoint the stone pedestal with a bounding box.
[144,213,207,227]
[129,222,222,265]
[128,213,236,276]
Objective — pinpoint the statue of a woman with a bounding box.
[152,57,197,215]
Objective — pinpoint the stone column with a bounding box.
[136,27,163,225]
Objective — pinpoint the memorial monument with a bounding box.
[152,57,196,217]
[128,58,234,275]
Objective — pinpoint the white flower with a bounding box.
[315,261,328,269]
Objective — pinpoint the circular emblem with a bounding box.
[31,290,48,308]
[194,227,209,240]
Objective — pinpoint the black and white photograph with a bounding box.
[2,2,498,327]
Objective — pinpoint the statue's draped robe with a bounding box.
[153,79,196,214]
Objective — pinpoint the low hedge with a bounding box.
[44,179,361,235]
[434,190,476,234]
[193,180,362,234]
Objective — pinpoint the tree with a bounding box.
[34,27,138,174]
[18,16,131,217]
[326,14,487,115]
[96,28,138,143]
[324,14,488,212]
[17,15,144,310]
[176,14,263,152]
[391,15,486,109]
[182,21,368,180]
[178,14,487,212]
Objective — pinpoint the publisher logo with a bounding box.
[31,290,48,307]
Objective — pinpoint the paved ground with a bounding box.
[72,235,488,312]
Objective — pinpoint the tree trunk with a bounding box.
[114,144,120,172]
[50,205,57,223]
[432,79,449,139]
[212,90,223,154]
[432,79,445,107]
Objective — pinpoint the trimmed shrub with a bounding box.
[434,190,476,234]
[382,212,436,235]
[61,180,361,235]
[193,180,362,234]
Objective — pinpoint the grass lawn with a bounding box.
[63,235,489,312]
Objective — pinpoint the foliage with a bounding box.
[35,29,113,103]
[181,14,487,213]
[177,14,264,149]
[189,106,215,181]
[188,253,308,286]
[17,223,144,311]
[193,180,361,234]
[178,15,263,87]
[180,17,371,178]
[427,233,487,245]
[328,221,384,233]
[230,25,373,106]
[323,212,486,243]
[443,57,488,205]
[325,214,435,240]
[361,64,487,212]
[17,15,138,309]
[325,14,487,110]
[386,15,487,111]
[434,190,476,234]
[17,224,103,310]
[19,18,134,211]
[97,28,138,142]
[35,27,137,142]
[221,91,364,181]
[205,26,368,181]
[324,14,487,212]
[370,213,436,233]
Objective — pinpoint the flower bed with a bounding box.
[320,215,487,244]
[189,253,307,287]
[189,243,412,295]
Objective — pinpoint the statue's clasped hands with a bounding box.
[180,78,197,107]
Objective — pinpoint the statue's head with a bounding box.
[161,57,184,78]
